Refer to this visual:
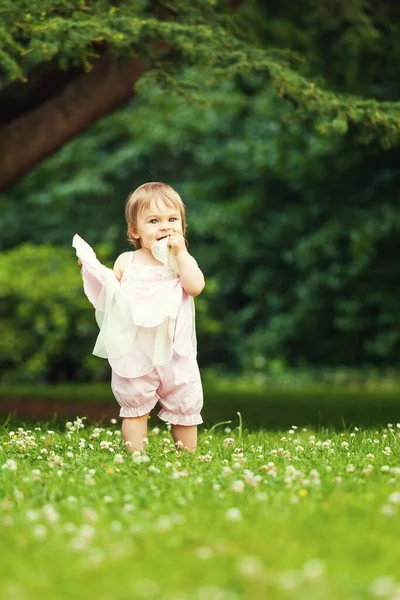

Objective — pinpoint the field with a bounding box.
[1,415,400,600]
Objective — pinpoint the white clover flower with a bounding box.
[148,465,160,474]
[2,459,17,471]
[223,438,235,446]
[156,516,173,532]
[225,508,242,521]
[199,454,212,463]
[388,492,400,504]
[111,521,122,533]
[31,469,41,480]
[381,466,390,472]
[383,447,392,456]
[110,418,117,424]
[131,452,150,464]
[237,555,264,578]
[83,508,99,523]
[381,504,396,517]
[366,453,375,460]
[26,510,38,522]
[194,477,203,485]
[33,524,47,540]
[103,496,113,503]
[346,464,355,473]
[123,504,134,512]
[221,466,233,477]
[341,441,349,449]
[224,427,232,433]
[255,492,268,502]
[195,546,214,560]
[67,496,77,504]
[100,441,112,450]
[213,483,221,491]
[70,537,88,552]
[303,559,325,580]
[171,469,188,479]
[232,480,245,493]
[42,504,60,524]
[276,570,302,592]
[114,454,124,464]
[369,575,396,597]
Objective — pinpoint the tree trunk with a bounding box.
[0,54,147,192]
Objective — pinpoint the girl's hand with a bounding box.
[167,232,187,257]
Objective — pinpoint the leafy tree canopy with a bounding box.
[1,0,400,193]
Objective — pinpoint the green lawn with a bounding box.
[1,417,400,599]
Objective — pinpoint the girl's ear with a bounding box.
[129,225,140,240]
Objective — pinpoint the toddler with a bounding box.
[73,182,205,452]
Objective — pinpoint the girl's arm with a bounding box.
[175,252,205,297]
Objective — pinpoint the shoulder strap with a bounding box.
[129,251,135,265]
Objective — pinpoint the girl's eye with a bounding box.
[150,219,158,224]
[169,217,178,222]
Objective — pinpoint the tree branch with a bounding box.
[0,54,147,191]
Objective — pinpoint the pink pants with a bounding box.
[111,352,203,426]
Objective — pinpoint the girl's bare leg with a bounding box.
[171,424,197,452]
[121,414,149,452]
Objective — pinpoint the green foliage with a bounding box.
[0,243,113,382]
[2,69,400,380]
[2,1,400,381]
[1,0,400,145]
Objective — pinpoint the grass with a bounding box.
[1,382,400,429]
[1,416,400,599]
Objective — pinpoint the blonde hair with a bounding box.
[125,182,187,249]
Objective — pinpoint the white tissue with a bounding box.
[151,236,179,273]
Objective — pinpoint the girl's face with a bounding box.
[132,200,184,250]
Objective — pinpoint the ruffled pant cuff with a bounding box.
[157,408,203,426]
[119,399,158,419]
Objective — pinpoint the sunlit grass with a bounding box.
[1,416,400,600]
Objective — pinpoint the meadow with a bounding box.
[1,415,400,600]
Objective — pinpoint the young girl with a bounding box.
[73,182,205,453]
